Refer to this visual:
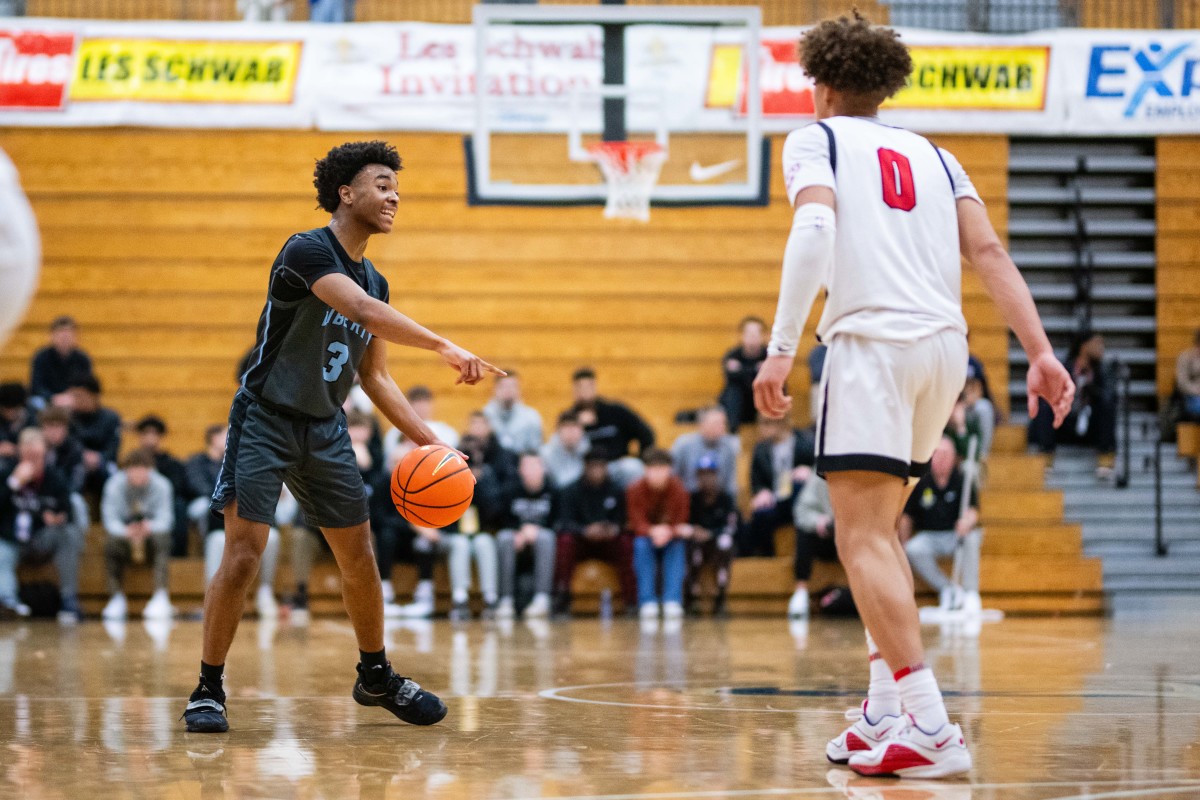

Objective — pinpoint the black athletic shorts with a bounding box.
[211,390,370,529]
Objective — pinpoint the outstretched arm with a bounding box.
[957,198,1074,426]
[312,273,504,386]
[357,338,441,449]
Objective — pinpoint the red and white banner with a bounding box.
[0,29,75,110]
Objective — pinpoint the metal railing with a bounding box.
[14,0,1200,29]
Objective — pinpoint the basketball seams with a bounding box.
[394,446,440,524]
[405,465,471,496]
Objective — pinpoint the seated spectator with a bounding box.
[39,407,89,533]
[789,474,838,619]
[808,343,827,425]
[901,437,982,614]
[29,316,93,409]
[740,415,815,557]
[944,394,984,462]
[462,411,518,488]
[344,382,385,471]
[1177,328,1200,420]
[496,452,557,619]
[134,415,193,557]
[278,486,324,621]
[963,375,995,459]
[68,375,122,496]
[309,0,352,23]
[185,425,226,537]
[554,452,634,616]
[367,446,417,616]
[0,429,84,621]
[717,316,767,432]
[483,371,543,454]
[1028,331,1117,476]
[967,346,993,405]
[0,383,36,460]
[541,410,590,490]
[100,449,175,620]
[671,406,740,500]
[569,367,655,487]
[383,385,459,459]
[239,0,290,21]
[626,448,691,621]
[347,409,384,487]
[685,457,737,617]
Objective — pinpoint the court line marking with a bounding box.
[538,682,1200,716]
[505,780,1200,800]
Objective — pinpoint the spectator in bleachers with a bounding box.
[963,375,995,459]
[368,446,416,616]
[448,452,503,622]
[1176,328,1200,420]
[68,375,122,496]
[100,449,175,621]
[0,428,83,622]
[39,407,89,534]
[626,448,691,621]
[278,486,323,621]
[309,0,352,22]
[0,383,36,460]
[671,406,740,500]
[203,507,280,621]
[554,452,634,616]
[789,473,838,620]
[134,415,193,558]
[807,343,827,425]
[569,367,655,487]
[347,409,384,487]
[717,316,768,433]
[540,410,590,490]
[484,371,544,454]
[967,346,993,404]
[1028,330,1117,476]
[944,395,984,462]
[496,452,557,620]
[901,437,982,615]
[29,316,92,410]
[685,456,737,617]
[239,0,291,21]
[383,385,459,458]
[740,415,816,557]
[462,411,518,488]
[185,425,226,538]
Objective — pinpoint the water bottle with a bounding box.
[599,588,613,621]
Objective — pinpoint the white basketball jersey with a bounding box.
[782,116,981,344]
[0,148,40,348]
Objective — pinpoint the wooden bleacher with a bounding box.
[0,126,1103,615]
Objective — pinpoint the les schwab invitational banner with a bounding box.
[1,19,1199,135]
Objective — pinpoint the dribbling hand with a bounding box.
[437,341,505,386]
[1026,351,1075,428]
[753,354,795,419]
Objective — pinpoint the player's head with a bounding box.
[798,12,912,119]
[738,316,766,350]
[930,435,957,482]
[313,141,403,234]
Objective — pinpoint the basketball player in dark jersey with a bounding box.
[183,141,503,733]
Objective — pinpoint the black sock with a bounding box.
[360,648,389,681]
[199,661,224,689]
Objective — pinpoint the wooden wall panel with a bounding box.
[0,128,1011,454]
[1156,138,1200,397]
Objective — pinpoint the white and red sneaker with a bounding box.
[848,716,972,779]
[826,701,905,764]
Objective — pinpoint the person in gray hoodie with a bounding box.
[101,448,175,621]
[483,371,544,454]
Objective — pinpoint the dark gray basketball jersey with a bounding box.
[241,227,390,419]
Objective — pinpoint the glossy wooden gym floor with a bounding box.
[0,615,1197,799]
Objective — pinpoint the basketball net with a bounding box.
[586,141,666,222]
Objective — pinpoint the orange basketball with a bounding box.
[391,445,475,528]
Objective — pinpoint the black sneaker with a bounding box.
[353,664,447,726]
[182,678,229,733]
[448,601,471,622]
[480,600,498,621]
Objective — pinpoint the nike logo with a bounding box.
[935,735,954,748]
[689,159,741,182]
[430,452,461,477]
[877,727,893,738]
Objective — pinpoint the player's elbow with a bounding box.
[965,240,1011,273]
[356,297,389,336]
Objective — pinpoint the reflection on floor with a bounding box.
[1,616,1198,799]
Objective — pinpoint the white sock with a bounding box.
[414,580,434,603]
[896,666,950,731]
[864,631,901,720]
[452,589,468,604]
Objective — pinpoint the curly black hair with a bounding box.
[798,12,912,102]
[313,140,403,213]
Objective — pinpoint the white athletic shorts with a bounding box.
[815,328,968,480]
[0,149,40,348]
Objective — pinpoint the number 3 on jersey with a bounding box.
[323,341,350,382]
[878,148,916,212]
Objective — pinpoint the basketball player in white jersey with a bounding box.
[754,15,1074,778]
[0,147,40,348]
